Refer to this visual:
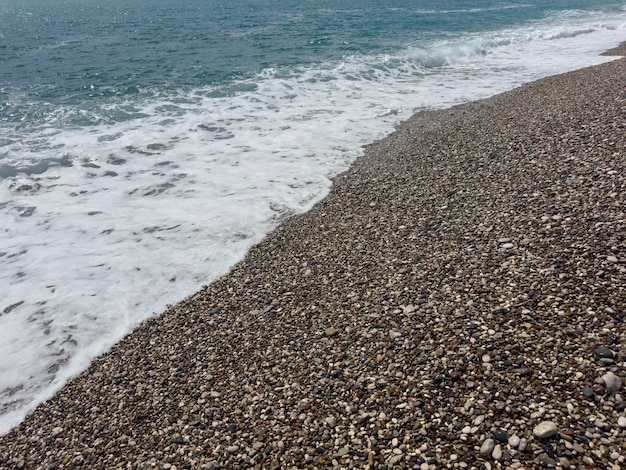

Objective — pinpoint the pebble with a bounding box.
[533,421,558,439]
[518,438,528,452]
[494,429,507,443]
[618,416,626,428]
[594,347,614,359]
[324,327,338,337]
[480,438,495,457]
[602,372,623,393]
[492,444,502,460]
[508,435,520,448]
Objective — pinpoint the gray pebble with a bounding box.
[533,421,558,438]
[480,438,495,456]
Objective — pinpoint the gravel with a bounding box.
[1,46,625,469]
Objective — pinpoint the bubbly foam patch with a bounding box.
[1,9,625,434]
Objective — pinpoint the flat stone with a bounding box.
[51,427,63,437]
[594,347,614,359]
[601,372,623,393]
[337,447,349,457]
[533,421,558,439]
[324,327,338,337]
[480,438,495,456]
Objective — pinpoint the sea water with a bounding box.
[1,0,625,435]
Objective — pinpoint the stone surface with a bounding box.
[508,435,520,448]
[494,429,507,443]
[594,347,614,359]
[602,372,623,393]
[533,421,558,439]
[480,438,495,457]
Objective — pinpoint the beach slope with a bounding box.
[1,47,625,469]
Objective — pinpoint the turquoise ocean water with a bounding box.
[1,0,625,434]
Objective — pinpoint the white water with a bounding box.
[1,12,625,435]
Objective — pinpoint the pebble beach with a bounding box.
[1,43,625,469]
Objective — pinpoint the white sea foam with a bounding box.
[1,10,625,434]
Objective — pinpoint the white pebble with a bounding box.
[602,372,623,393]
[492,444,502,460]
[518,437,528,451]
[508,435,520,448]
[533,421,558,438]
[618,416,626,428]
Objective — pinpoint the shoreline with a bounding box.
[1,45,625,468]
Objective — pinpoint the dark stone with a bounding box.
[265,445,273,455]
[615,402,625,412]
[494,429,508,443]
[582,387,595,399]
[594,347,614,359]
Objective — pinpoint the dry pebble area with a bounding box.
[1,47,625,469]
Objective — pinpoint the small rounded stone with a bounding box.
[533,421,558,439]
[494,429,507,443]
[518,438,528,452]
[602,372,623,393]
[480,438,495,457]
[618,416,626,428]
[594,347,614,359]
[508,435,520,448]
